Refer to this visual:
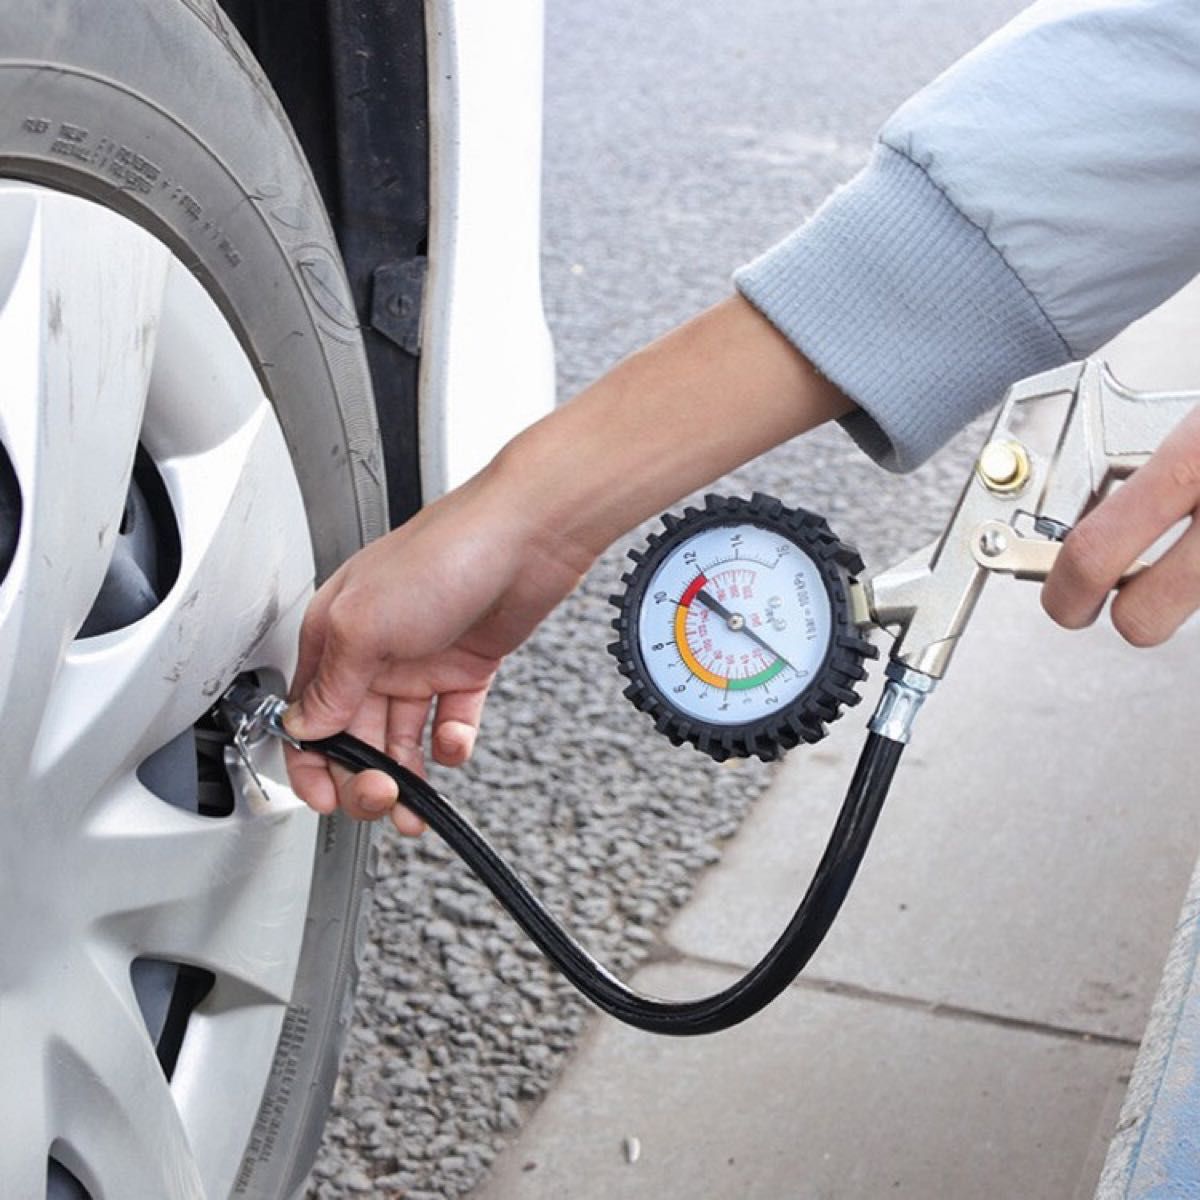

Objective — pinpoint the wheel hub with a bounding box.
[0,181,321,1199]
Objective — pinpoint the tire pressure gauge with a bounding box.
[609,493,876,761]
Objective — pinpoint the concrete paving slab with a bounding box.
[667,583,1200,1041]
[476,960,1135,1200]
[1102,277,1200,392]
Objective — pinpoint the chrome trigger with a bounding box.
[969,519,1149,583]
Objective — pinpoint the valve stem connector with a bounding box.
[869,662,938,745]
[215,681,301,749]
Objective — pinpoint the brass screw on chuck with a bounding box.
[976,439,1031,494]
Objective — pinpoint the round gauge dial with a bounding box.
[637,521,832,724]
[610,494,876,761]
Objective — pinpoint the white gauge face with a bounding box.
[636,521,833,727]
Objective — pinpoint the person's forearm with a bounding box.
[492,294,853,560]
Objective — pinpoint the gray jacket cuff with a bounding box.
[734,144,1069,472]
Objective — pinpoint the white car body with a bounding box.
[421,0,556,497]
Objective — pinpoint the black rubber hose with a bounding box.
[299,728,904,1036]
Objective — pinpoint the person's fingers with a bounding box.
[1043,411,1200,629]
[295,750,423,836]
[286,589,384,741]
[340,766,403,820]
[382,697,430,836]
[337,693,400,821]
[1039,518,1110,630]
[1109,512,1200,647]
[290,573,339,700]
[389,802,427,838]
[432,686,490,766]
[1042,499,1162,630]
[284,744,339,814]
[386,695,431,776]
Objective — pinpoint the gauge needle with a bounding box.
[694,588,796,672]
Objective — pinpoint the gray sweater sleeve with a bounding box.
[735,0,1200,472]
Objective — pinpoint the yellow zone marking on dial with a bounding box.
[674,604,727,690]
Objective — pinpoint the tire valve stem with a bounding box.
[214,681,299,804]
[232,725,271,802]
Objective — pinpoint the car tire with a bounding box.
[0,2,395,1197]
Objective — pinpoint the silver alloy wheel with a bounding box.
[0,182,321,1198]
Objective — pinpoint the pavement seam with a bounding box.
[664,950,1142,1049]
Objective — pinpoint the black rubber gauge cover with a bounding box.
[608,493,877,762]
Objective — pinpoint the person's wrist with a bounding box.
[478,427,603,576]
[480,294,857,571]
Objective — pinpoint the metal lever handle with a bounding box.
[968,520,1149,583]
[866,360,1193,679]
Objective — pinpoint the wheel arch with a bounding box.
[221,0,558,511]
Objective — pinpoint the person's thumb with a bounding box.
[285,610,377,740]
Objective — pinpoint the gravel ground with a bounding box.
[309,1,1027,1196]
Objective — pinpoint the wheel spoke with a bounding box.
[142,257,295,460]
[0,1012,50,1198]
[48,963,205,1199]
[84,769,318,1003]
[0,188,169,772]
[32,408,312,787]
[171,1004,295,1196]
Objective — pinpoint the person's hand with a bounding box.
[1042,406,1200,645]
[283,466,593,834]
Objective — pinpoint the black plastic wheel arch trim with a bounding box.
[608,493,878,762]
[296,726,904,1037]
